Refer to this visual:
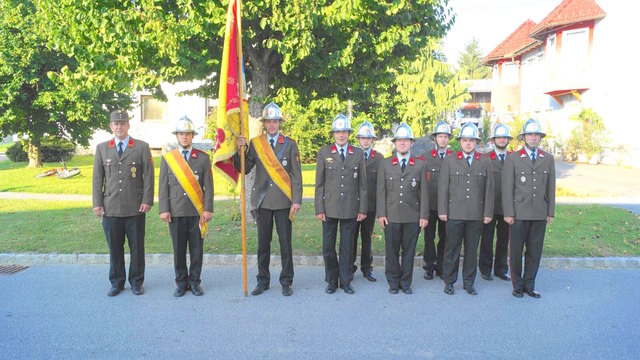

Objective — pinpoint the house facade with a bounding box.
[483,0,638,167]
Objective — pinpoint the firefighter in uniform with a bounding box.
[479,123,512,282]
[235,102,303,297]
[502,118,556,299]
[159,116,214,297]
[92,110,154,297]
[421,121,453,280]
[377,123,429,294]
[315,114,367,295]
[439,122,493,296]
[350,121,380,282]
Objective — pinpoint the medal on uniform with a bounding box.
[282,160,288,166]
[520,175,526,183]
[353,172,358,178]
[326,158,333,163]
[411,179,416,187]
[131,167,137,178]
[195,175,199,180]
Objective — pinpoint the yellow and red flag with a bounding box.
[212,0,249,186]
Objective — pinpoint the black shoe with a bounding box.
[512,289,524,298]
[363,272,377,282]
[463,285,478,295]
[191,284,204,296]
[481,273,493,281]
[326,283,337,294]
[401,286,413,295]
[131,286,144,295]
[526,289,541,298]
[282,285,293,297]
[424,272,434,280]
[251,284,269,296]
[341,284,355,294]
[389,287,399,294]
[444,284,454,295]
[435,270,443,279]
[174,285,187,297]
[497,273,511,281]
[107,286,123,297]
[351,265,358,275]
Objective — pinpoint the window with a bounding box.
[562,28,589,71]
[546,34,556,65]
[140,95,167,122]
[501,62,519,86]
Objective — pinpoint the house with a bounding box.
[483,0,638,167]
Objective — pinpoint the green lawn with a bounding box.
[0,200,638,257]
[0,156,318,198]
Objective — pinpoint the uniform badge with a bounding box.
[353,172,358,179]
[411,179,417,187]
[520,175,526,183]
[326,157,333,163]
[282,160,288,166]
[131,167,137,178]
[195,175,199,180]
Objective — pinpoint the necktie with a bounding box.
[531,151,536,165]
[270,138,275,150]
[117,142,124,157]
[499,154,505,164]
[364,152,368,160]
[182,150,189,161]
[401,158,406,171]
[440,153,444,160]
[466,156,471,167]
[340,148,345,161]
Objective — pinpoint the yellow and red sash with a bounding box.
[253,135,294,220]
[163,149,208,237]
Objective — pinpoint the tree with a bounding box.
[0,0,128,167]
[566,108,607,161]
[457,38,491,80]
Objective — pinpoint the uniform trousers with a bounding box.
[384,222,420,290]
[168,216,203,287]
[256,208,294,287]
[322,217,356,287]
[423,210,447,274]
[479,214,509,277]
[510,219,546,291]
[350,210,376,275]
[102,214,146,288]
[443,219,482,287]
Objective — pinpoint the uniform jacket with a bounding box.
[234,134,303,210]
[314,143,367,219]
[438,151,494,221]
[421,148,452,212]
[502,148,556,220]
[92,137,154,217]
[488,150,508,215]
[363,149,381,213]
[158,148,214,217]
[376,155,429,223]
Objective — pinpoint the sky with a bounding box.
[441,0,562,66]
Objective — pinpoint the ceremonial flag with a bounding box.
[213,0,249,186]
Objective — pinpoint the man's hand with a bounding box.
[236,135,247,149]
[357,213,367,222]
[483,216,492,224]
[93,207,104,217]
[316,213,326,222]
[547,216,553,225]
[139,204,152,213]
[160,212,171,223]
[439,214,448,222]
[504,216,515,225]
[291,203,301,215]
[419,218,428,228]
[201,211,213,223]
[378,216,388,229]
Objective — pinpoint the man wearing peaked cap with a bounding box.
[315,114,367,295]
[159,116,214,297]
[92,110,154,297]
[502,118,555,299]
[377,123,429,295]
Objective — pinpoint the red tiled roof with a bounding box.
[530,0,606,39]
[482,20,538,64]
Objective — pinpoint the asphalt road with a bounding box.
[1,265,639,359]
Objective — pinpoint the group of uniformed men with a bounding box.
[92,103,555,300]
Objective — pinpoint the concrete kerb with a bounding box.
[0,253,639,269]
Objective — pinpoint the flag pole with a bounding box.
[235,0,248,297]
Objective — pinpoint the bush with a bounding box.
[566,108,607,160]
[5,137,75,163]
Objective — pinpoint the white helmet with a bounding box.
[262,102,283,121]
[430,121,452,140]
[518,118,546,140]
[392,123,414,142]
[456,122,480,141]
[331,113,352,132]
[172,116,197,134]
[356,121,377,139]
[491,123,512,139]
